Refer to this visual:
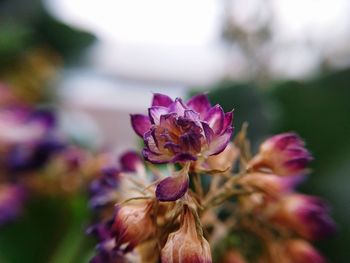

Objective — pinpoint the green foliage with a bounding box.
[0,195,94,263]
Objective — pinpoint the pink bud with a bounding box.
[271,194,336,240]
[248,133,313,176]
[284,239,326,263]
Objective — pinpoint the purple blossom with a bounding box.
[89,167,121,209]
[272,194,336,240]
[0,106,65,172]
[0,108,49,145]
[87,220,128,263]
[131,93,233,164]
[249,133,313,177]
[6,136,65,172]
[89,151,143,209]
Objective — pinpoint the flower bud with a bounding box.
[156,163,190,202]
[89,167,121,209]
[284,239,326,263]
[161,207,212,263]
[238,172,303,196]
[112,201,155,250]
[248,133,313,176]
[119,151,143,173]
[271,194,336,240]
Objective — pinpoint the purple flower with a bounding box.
[248,133,313,176]
[89,151,144,209]
[0,106,65,172]
[0,108,50,146]
[87,220,128,263]
[271,194,336,240]
[0,184,25,225]
[131,93,233,164]
[6,136,65,172]
[89,167,121,209]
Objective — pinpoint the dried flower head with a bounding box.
[131,93,233,164]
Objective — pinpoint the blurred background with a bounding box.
[0,0,349,262]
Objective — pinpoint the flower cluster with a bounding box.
[229,133,336,262]
[0,84,93,223]
[88,93,335,263]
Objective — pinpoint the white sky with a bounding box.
[45,0,350,81]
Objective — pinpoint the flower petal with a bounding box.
[119,151,142,172]
[186,94,211,118]
[222,111,233,132]
[205,127,233,156]
[148,106,169,125]
[169,98,187,116]
[205,105,225,134]
[152,93,174,107]
[130,114,152,137]
[184,109,200,121]
[201,121,214,144]
[156,170,189,201]
[142,149,172,164]
[144,129,160,154]
[171,153,197,162]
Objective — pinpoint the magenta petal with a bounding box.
[184,109,200,121]
[156,172,189,201]
[186,94,211,118]
[144,129,160,154]
[148,106,169,125]
[171,153,197,162]
[169,98,187,116]
[204,105,225,134]
[201,122,214,144]
[142,149,171,164]
[130,114,152,137]
[205,127,233,156]
[222,111,233,132]
[119,151,142,172]
[152,93,174,107]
